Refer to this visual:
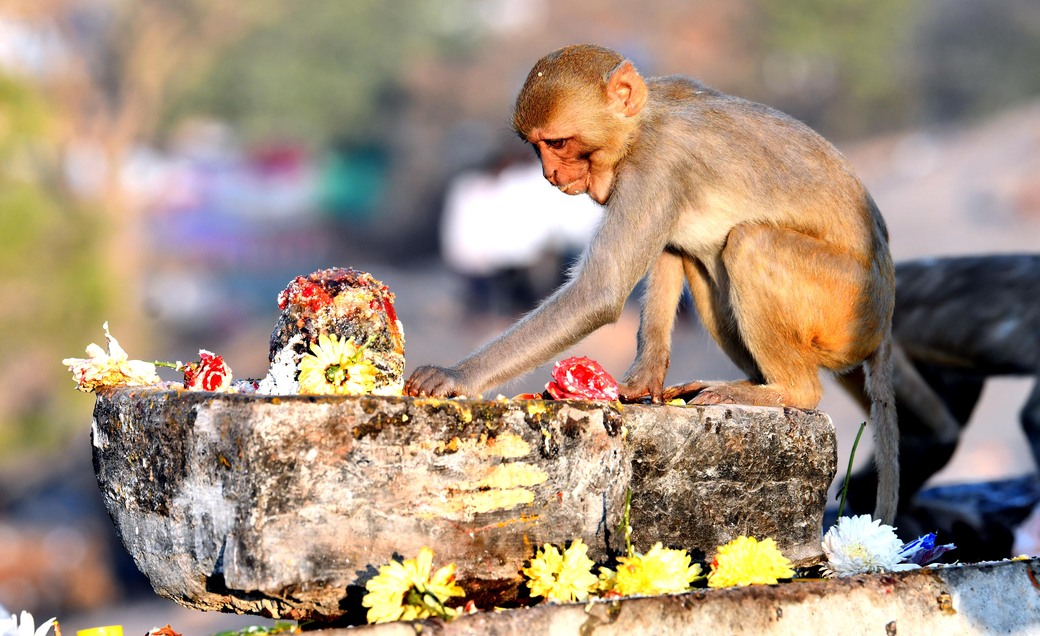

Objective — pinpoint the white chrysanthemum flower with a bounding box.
[0,610,57,636]
[257,335,304,395]
[822,515,918,577]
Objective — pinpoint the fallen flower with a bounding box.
[523,539,599,603]
[545,356,619,401]
[298,334,377,396]
[899,532,956,566]
[62,322,160,392]
[362,547,464,624]
[602,542,702,596]
[0,610,58,636]
[822,515,919,577]
[708,536,794,588]
[182,350,233,392]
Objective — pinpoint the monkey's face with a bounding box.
[527,122,618,204]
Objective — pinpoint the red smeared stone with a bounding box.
[269,268,405,395]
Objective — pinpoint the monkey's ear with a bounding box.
[606,61,648,117]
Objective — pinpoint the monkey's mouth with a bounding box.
[557,178,587,195]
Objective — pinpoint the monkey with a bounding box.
[405,44,899,522]
[838,254,1040,516]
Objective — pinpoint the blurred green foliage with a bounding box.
[0,75,109,459]
[754,0,1040,136]
[165,0,472,147]
[753,0,924,136]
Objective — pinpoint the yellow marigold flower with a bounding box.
[707,536,794,588]
[362,547,465,624]
[297,334,377,395]
[62,322,161,392]
[523,539,599,603]
[603,542,701,596]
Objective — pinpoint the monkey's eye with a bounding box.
[544,139,567,150]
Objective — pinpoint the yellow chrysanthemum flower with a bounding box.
[297,333,377,395]
[523,539,599,603]
[707,536,795,588]
[362,547,465,624]
[601,542,701,596]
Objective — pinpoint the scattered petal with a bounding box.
[0,610,58,636]
[900,532,956,566]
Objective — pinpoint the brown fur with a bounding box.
[406,44,900,522]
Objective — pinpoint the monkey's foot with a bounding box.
[687,382,785,408]
[657,381,715,402]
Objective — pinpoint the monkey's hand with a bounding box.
[619,369,667,403]
[404,365,470,398]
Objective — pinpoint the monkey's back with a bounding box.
[642,78,876,241]
[635,76,887,268]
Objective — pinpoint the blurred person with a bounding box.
[440,147,602,317]
[440,152,512,315]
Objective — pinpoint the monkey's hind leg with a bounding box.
[695,223,884,410]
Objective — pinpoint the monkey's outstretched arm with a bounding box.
[406,186,673,397]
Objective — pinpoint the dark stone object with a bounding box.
[90,387,835,621]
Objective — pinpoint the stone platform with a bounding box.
[90,387,836,622]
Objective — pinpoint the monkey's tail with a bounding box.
[864,328,899,524]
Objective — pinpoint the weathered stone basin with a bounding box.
[90,387,836,622]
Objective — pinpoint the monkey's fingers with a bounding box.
[404,366,461,398]
[618,381,658,404]
[618,388,652,404]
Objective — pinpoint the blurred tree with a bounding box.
[0,0,283,461]
[751,0,924,137]
[915,0,1040,123]
[164,0,469,147]
[0,73,107,460]
[38,0,284,319]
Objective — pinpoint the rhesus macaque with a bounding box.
[406,44,899,522]
[840,254,1040,515]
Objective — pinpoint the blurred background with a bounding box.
[1,0,1039,632]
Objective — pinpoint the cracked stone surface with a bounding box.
[90,387,835,622]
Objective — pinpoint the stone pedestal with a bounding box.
[90,388,835,622]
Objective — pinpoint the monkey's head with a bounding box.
[512,44,648,204]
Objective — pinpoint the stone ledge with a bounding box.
[90,388,836,622]
[327,559,1040,636]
